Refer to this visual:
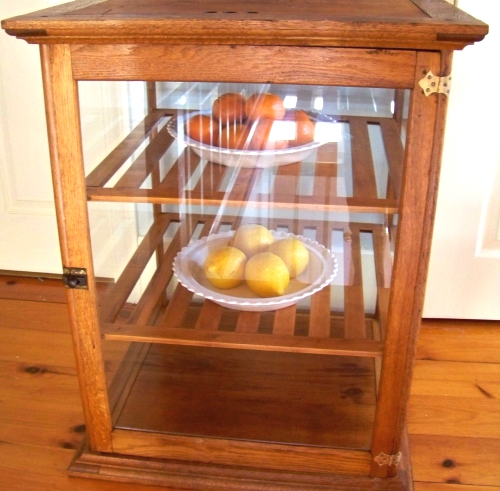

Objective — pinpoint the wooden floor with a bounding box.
[1,273,499,491]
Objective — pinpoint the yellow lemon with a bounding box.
[267,238,309,278]
[245,252,290,297]
[203,246,247,289]
[231,224,274,258]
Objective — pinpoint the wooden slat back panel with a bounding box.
[268,161,302,206]
[191,161,227,197]
[156,147,195,191]
[236,311,261,333]
[349,118,378,199]
[85,109,170,187]
[195,300,224,331]
[343,226,367,340]
[309,286,332,337]
[156,284,194,329]
[272,304,297,336]
[379,118,405,200]
[373,227,393,340]
[114,124,175,189]
[124,221,187,326]
[99,214,174,323]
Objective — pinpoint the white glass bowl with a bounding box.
[173,230,338,312]
[166,113,324,168]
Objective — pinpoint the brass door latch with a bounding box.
[62,267,88,290]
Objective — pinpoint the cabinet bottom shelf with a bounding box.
[110,344,377,450]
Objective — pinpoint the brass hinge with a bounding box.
[374,451,402,467]
[62,267,88,290]
[419,71,452,97]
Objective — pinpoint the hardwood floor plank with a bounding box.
[0,298,70,333]
[410,434,500,487]
[0,366,84,449]
[2,279,500,489]
[411,359,500,399]
[0,326,76,367]
[0,443,181,491]
[414,484,500,491]
[417,321,500,363]
[408,394,500,438]
[0,275,67,303]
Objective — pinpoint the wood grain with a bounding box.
[380,118,405,199]
[411,359,500,399]
[40,43,113,452]
[272,304,297,336]
[98,213,173,323]
[410,434,500,487]
[414,484,500,491]
[0,274,67,303]
[350,118,377,199]
[0,443,176,491]
[343,228,367,339]
[114,345,377,451]
[70,45,417,88]
[2,275,500,489]
[370,50,444,478]
[112,429,372,476]
[0,326,76,367]
[0,298,70,333]
[102,322,383,357]
[417,320,500,363]
[87,186,399,213]
[2,0,487,50]
[409,395,500,439]
[86,109,169,187]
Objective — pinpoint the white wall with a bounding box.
[423,0,500,319]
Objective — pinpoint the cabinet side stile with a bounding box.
[39,43,113,453]
[370,50,447,478]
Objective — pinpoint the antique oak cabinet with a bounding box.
[2,1,487,490]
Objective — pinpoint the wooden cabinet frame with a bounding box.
[2,1,487,489]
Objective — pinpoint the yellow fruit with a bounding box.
[231,224,274,258]
[267,238,310,278]
[203,246,247,289]
[245,252,290,297]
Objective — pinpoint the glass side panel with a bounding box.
[82,81,409,451]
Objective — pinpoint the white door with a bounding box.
[0,0,62,273]
[424,0,500,320]
[0,0,145,278]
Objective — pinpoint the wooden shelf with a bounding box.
[99,212,391,358]
[111,344,378,451]
[86,110,403,213]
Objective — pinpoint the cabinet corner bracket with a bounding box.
[374,451,402,467]
[63,266,88,290]
[419,70,452,97]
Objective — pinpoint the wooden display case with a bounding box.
[2,1,487,490]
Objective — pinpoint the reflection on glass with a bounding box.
[82,81,406,329]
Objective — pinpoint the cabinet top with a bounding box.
[2,0,487,50]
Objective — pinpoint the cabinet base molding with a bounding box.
[69,439,413,491]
